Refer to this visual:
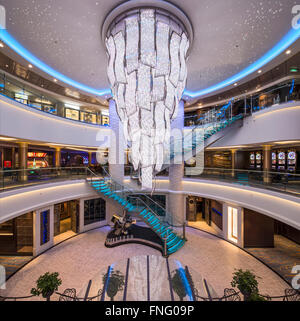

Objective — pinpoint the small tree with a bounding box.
[31,272,62,301]
[231,269,265,301]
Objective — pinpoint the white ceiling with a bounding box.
[0,0,299,98]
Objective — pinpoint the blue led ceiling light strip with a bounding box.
[1,27,300,99]
[184,27,300,98]
[0,29,111,97]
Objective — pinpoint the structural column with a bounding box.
[88,151,92,167]
[54,147,61,167]
[168,100,185,225]
[108,99,125,182]
[18,142,28,181]
[263,145,272,184]
[231,149,237,178]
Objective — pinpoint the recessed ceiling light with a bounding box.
[234,83,238,86]
[28,64,33,68]
[0,42,4,48]
[286,49,291,55]
[258,70,262,74]
[53,78,58,82]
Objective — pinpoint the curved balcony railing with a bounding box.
[184,79,300,127]
[0,166,95,192]
[1,165,299,199]
[0,72,109,127]
[184,167,300,197]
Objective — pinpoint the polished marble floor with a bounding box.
[247,235,300,284]
[0,226,289,300]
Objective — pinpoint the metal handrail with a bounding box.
[89,166,185,230]
[185,167,300,178]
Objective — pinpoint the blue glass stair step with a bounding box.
[167,236,180,247]
[139,209,148,217]
[168,239,184,253]
[147,215,156,223]
[160,229,172,238]
[157,225,167,234]
[149,218,160,226]
[152,222,161,230]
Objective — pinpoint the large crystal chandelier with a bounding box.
[103,2,192,189]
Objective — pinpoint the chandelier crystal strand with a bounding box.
[105,8,190,189]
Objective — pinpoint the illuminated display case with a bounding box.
[80,111,97,124]
[65,108,80,121]
[272,152,277,170]
[255,152,262,169]
[249,152,255,168]
[277,151,286,171]
[287,150,296,172]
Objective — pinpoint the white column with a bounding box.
[168,100,185,225]
[108,99,125,183]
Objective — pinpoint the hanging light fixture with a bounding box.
[102,1,193,189]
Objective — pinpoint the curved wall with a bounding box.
[1,178,297,230]
[0,95,110,148]
[139,178,300,230]
[0,180,97,224]
[210,101,300,147]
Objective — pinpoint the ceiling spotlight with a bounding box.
[53,78,58,82]
[28,64,33,68]
[234,83,238,86]
[286,49,291,55]
[0,42,4,48]
[258,70,262,74]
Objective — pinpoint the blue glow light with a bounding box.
[175,260,194,301]
[0,29,111,97]
[1,27,300,99]
[289,79,295,95]
[184,27,300,98]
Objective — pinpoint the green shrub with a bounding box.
[31,272,62,301]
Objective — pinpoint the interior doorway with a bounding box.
[54,200,79,241]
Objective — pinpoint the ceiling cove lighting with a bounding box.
[0,29,111,97]
[0,26,299,100]
[184,27,300,98]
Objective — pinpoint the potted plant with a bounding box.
[102,270,125,301]
[231,269,265,301]
[171,269,187,301]
[31,272,62,301]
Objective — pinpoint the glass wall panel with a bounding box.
[84,198,106,226]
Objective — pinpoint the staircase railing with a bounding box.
[87,166,185,238]
[159,101,243,172]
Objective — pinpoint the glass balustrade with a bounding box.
[185,168,300,196]
[0,72,109,126]
[0,166,93,192]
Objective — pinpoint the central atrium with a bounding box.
[0,0,299,309]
